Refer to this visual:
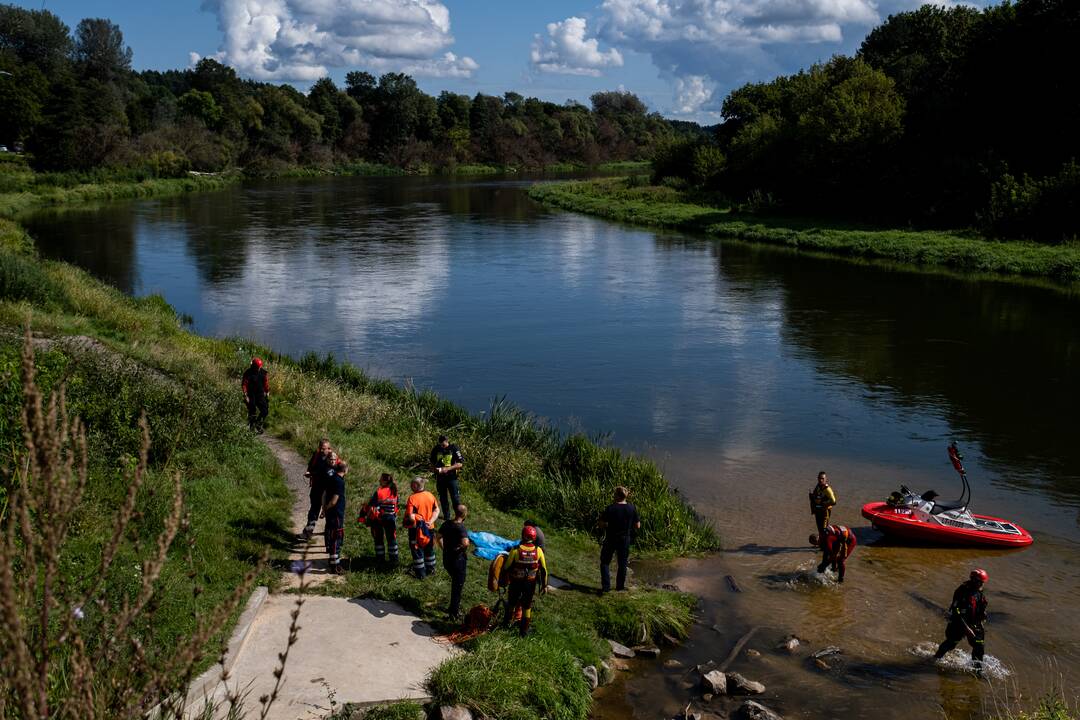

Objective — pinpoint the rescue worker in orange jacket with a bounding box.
[810,524,857,582]
[404,476,440,578]
[362,473,399,564]
[501,525,548,637]
[241,357,269,433]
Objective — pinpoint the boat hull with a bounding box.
[861,502,1034,547]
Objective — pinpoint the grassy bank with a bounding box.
[1,230,714,717]
[529,178,1080,284]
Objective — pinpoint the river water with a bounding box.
[24,176,1080,718]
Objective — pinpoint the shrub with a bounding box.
[984,161,1080,243]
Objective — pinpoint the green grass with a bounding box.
[994,698,1077,720]
[529,178,1080,285]
[0,173,240,219]
[1,234,711,719]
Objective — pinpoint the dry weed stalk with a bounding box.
[0,329,270,719]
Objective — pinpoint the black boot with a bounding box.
[519,617,531,637]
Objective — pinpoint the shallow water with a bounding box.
[24,175,1080,718]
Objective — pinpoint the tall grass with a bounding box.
[529,179,1080,284]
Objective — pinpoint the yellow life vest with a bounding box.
[508,544,540,582]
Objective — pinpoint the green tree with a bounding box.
[0,5,72,74]
[74,18,132,82]
[177,89,223,129]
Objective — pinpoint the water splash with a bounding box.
[771,560,840,589]
[909,641,1011,680]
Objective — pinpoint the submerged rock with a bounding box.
[779,636,800,653]
[736,700,784,720]
[701,669,727,695]
[811,646,842,659]
[726,672,765,695]
[634,645,661,659]
[663,658,684,670]
[746,649,762,658]
[608,639,636,658]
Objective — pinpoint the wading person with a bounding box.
[322,461,348,575]
[363,473,399,565]
[430,435,464,521]
[404,477,440,579]
[302,439,338,541]
[809,471,837,536]
[437,504,470,621]
[240,357,269,433]
[501,525,547,637]
[934,569,989,666]
[810,524,857,582]
[598,486,640,593]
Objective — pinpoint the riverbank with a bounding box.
[529,178,1080,285]
[0,154,650,221]
[0,232,714,718]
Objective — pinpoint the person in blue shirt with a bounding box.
[322,460,348,575]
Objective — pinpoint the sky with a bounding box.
[16,0,991,123]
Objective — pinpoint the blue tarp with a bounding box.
[468,531,518,560]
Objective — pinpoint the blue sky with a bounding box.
[17,0,990,122]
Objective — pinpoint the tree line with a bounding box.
[0,5,686,177]
[655,0,1078,242]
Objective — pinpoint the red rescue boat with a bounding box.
[861,443,1034,548]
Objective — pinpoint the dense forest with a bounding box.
[0,4,688,177]
[655,0,1078,241]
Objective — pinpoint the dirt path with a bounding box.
[186,436,457,719]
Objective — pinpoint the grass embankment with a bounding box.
[529,178,1080,284]
[1,231,715,718]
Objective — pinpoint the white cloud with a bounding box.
[593,0,882,117]
[198,0,478,82]
[672,75,714,115]
[531,16,624,77]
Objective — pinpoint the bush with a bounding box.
[984,161,1080,243]
[0,250,62,306]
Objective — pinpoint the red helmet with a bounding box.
[251,357,263,368]
[522,525,537,542]
[970,568,988,583]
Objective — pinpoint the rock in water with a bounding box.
[814,659,831,671]
[663,658,684,670]
[439,706,473,720]
[701,670,727,695]
[779,636,800,653]
[608,639,636,658]
[634,645,661,658]
[746,649,762,658]
[726,672,766,695]
[811,646,842,659]
[599,660,615,685]
[736,700,785,720]
[582,665,598,690]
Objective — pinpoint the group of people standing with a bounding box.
[805,470,990,668]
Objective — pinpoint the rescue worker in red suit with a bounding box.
[935,569,989,665]
[501,525,548,637]
[363,473,399,565]
[241,357,269,432]
[809,524,856,582]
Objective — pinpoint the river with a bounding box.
[24,176,1080,719]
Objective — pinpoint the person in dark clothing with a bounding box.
[241,357,270,432]
[322,461,348,575]
[809,525,857,582]
[598,486,641,593]
[524,519,545,550]
[430,435,464,521]
[302,439,338,541]
[935,569,989,665]
[437,504,470,621]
